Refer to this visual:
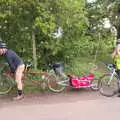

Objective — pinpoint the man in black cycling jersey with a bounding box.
[0,41,25,100]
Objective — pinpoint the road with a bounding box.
[0,89,120,120]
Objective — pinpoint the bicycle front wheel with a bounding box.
[0,74,12,95]
[47,74,66,93]
[99,74,119,97]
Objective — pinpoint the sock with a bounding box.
[18,90,23,96]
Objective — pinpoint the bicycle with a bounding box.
[0,62,65,95]
[99,63,120,97]
[46,62,100,93]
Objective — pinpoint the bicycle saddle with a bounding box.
[24,61,33,70]
[52,61,64,68]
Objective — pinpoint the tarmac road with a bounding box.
[0,89,120,120]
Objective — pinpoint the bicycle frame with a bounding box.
[4,69,55,87]
[105,64,119,85]
[108,69,117,84]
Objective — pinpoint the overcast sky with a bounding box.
[87,0,96,3]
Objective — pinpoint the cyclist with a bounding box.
[0,42,25,100]
[112,39,120,97]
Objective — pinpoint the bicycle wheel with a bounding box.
[99,74,119,97]
[0,74,12,95]
[90,78,100,91]
[47,74,66,93]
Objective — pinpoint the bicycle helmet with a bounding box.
[0,42,8,49]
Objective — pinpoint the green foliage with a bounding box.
[65,56,103,79]
[0,0,115,72]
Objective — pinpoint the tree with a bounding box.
[85,0,118,56]
[0,0,56,69]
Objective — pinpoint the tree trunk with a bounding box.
[32,31,37,70]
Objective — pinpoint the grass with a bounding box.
[65,56,106,78]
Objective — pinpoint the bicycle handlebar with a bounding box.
[101,61,116,71]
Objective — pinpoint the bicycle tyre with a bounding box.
[90,78,100,91]
[47,74,66,93]
[99,73,119,97]
[0,74,12,95]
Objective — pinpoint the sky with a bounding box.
[87,0,96,3]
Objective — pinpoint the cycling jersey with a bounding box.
[114,55,120,69]
[4,49,24,73]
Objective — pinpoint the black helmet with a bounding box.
[0,42,7,49]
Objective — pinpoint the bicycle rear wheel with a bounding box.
[47,74,67,93]
[99,74,119,97]
[0,74,12,95]
[90,78,100,91]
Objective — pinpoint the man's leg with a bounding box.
[13,64,25,100]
